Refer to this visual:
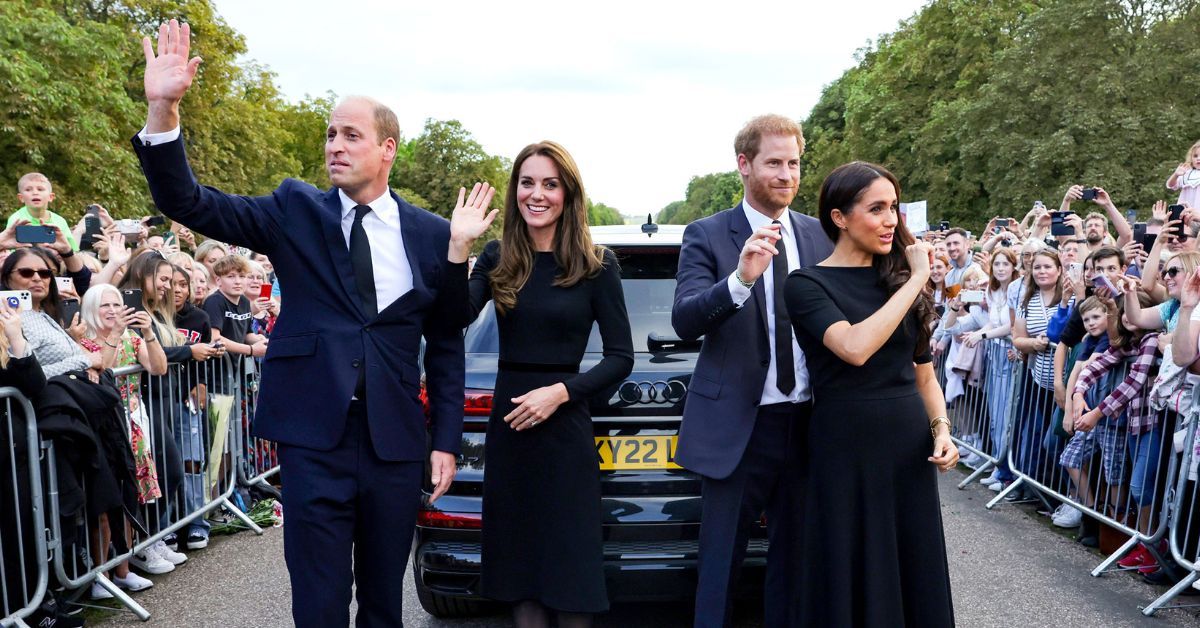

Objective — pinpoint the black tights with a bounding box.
[513,600,592,628]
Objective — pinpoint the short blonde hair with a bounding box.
[16,172,51,192]
[960,265,988,288]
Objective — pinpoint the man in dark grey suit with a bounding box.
[672,114,833,627]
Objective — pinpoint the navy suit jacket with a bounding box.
[132,135,466,462]
[671,204,833,479]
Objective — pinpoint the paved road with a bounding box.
[91,471,1200,627]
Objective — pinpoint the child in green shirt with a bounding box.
[8,172,79,251]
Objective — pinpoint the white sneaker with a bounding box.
[112,571,154,591]
[1053,505,1083,528]
[152,540,187,566]
[90,581,114,600]
[962,452,984,469]
[129,544,174,575]
[987,480,1004,491]
[980,470,1002,485]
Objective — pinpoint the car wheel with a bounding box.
[412,562,488,618]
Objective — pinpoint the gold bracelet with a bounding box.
[929,416,951,437]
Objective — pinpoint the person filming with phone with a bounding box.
[8,173,80,252]
[1058,184,1134,253]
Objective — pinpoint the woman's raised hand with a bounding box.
[448,182,498,263]
[1182,269,1200,309]
[905,242,933,280]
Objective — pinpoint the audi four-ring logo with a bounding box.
[617,380,687,404]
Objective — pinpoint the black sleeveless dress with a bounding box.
[468,241,633,613]
[784,265,954,627]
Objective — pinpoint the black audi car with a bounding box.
[411,223,768,617]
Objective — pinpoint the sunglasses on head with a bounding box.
[10,268,53,280]
[1164,267,1184,278]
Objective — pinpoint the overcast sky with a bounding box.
[211,0,928,217]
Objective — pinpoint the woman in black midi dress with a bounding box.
[454,141,633,627]
[782,162,958,627]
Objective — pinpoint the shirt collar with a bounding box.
[950,256,972,270]
[338,188,399,228]
[741,199,790,237]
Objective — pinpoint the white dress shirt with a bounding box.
[137,126,414,312]
[725,201,811,404]
[337,189,412,312]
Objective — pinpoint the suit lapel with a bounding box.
[394,195,427,295]
[728,205,770,337]
[321,189,367,321]
[788,211,809,268]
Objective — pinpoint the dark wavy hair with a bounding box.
[817,161,937,357]
[0,247,65,324]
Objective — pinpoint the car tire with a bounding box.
[412,562,488,618]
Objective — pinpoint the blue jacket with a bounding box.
[131,135,466,461]
[671,204,832,479]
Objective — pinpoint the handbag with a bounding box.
[1149,343,1197,414]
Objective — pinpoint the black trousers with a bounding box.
[279,402,423,628]
[693,401,809,628]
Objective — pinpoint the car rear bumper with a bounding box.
[413,534,767,603]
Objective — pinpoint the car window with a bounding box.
[464,246,686,353]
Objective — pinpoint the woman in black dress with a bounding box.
[783,162,958,627]
[452,141,633,627]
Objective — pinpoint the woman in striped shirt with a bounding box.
[1012,249,1070,491]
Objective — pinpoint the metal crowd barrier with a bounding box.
[1145,410,1200,615]
[233,359,279,499]
[1,389,48,628]
[42,357,264,621]
[929,317,1200,615]
[934,338,1020,490]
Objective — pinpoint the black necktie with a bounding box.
[350,204,377,317]
[772,220,796,395]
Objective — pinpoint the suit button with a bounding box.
[352,359,361,368]
[761,359,769,367]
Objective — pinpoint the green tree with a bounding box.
[587,200,623,226]
[656,171,744,224]
[392,119,510,218]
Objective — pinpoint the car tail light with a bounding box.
[464,388,493,416]
[418,510,482,529]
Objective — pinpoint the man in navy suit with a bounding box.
[672,114,833,627]
[132,21,497,626]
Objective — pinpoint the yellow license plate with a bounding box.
[595,435,682,470]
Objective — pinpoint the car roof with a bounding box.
[590,224,684,246]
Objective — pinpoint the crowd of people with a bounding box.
[5,16,1200,626]
[0,172,280,626]
[925,137,1200,586]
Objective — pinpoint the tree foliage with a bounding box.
[656,172,743,224]
[660,0,1200,231]
[588,201,623,226]
[3,0,643,251]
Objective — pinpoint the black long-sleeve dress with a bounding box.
[468,240,633,613]
[784,266,954,628]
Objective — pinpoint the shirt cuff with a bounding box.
[727,272,752,307]
[137,126,181,146]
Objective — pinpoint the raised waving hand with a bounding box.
[142,19,203,132]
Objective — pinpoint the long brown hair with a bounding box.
[817,161,937,356]
[988,248,1019,293]
[120,252,181,347]
[1021,249,1064,311]
[490,141,604,314]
